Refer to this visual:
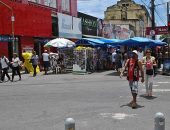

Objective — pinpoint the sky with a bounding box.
[77,0,170,26]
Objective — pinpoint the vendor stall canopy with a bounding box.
[75,38,121,48]
[119,37,166,47]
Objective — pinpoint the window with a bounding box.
[62,0,70,12]
[52,17,58,36]
[44,0,56,8]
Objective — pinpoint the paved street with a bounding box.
[0,71,170,130]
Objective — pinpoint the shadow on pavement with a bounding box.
[140,94,157,100]
[106,71,120,76]
[120,103,144,109]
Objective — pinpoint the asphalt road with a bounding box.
[0,71,170,130]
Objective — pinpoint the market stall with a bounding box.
[73,38,120,73]
[73,46,97,74]
[44,38,75,73]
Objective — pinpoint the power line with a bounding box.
[154,8,167,25]
[140,0,150,11]
[155,1,170,6]
[154,0,168,25]
[140,0,167,26]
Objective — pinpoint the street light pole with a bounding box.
[151,0,155,40]
[0,0,15,53]
[11,11,15,53]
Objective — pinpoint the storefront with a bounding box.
[0,1,52,58]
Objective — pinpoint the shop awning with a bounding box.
[75,38,107,47]
[119,37,166,47]
[75,38,121,48]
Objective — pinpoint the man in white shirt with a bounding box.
[0,55,10,82]
[111,49,116,70]
[42,50,50,75]
[137,47,143,61]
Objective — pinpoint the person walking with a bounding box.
[11,53,21,82]
[142,48,157,97]
[114,50,122,72]
[137,47,144,62]
[30,51,39,77]
[120,50,144,109]
[0,61,2,83]
[42,50,50,75]
[0,55,10,82]
[111,49,116,70]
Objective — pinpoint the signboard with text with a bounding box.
[146,26,168,35]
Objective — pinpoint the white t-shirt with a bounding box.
[112,52,116,62]
[137,51,143,61]
[12,57,20,67]
[0,56,9,69]
[42,53,49,61]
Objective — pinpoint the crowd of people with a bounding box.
[0,49,64,83]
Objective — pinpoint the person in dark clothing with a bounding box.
[30,51,39,77]
[0,61,2,83]
[114,50,122,72]
[0,55,10,82]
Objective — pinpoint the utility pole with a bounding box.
[167,2,170,58]
[151,0,155,40]
[167,2,169,33]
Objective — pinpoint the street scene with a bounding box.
[0,71,169,130]
[1,0,170,130]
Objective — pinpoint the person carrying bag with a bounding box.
[11,53,21,82]
[142,48,157,97]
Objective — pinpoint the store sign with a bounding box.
[58,13,82,39]
[146,26,168,35]
[81,17,97,28]
[0,36,11,42]
[78,12,97,36]
[0,35,17,42]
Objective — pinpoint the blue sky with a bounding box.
[77,0,169,26]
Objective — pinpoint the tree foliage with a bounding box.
[159,34,168,40]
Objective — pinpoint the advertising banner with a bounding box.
[102,21,134,39]
[78,12,97,36]
[58,13,82,39]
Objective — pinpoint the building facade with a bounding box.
[104,0,151,39]
[0,0,81,59]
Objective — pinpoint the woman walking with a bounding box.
[142,48,157,97]
[11,53,21,82]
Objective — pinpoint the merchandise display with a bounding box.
[59,48,74,71]
[73,46,97,74]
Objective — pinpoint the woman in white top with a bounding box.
[11,53,21,82]
[142,49,157,97]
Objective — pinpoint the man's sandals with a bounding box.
[129,101,137,109]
